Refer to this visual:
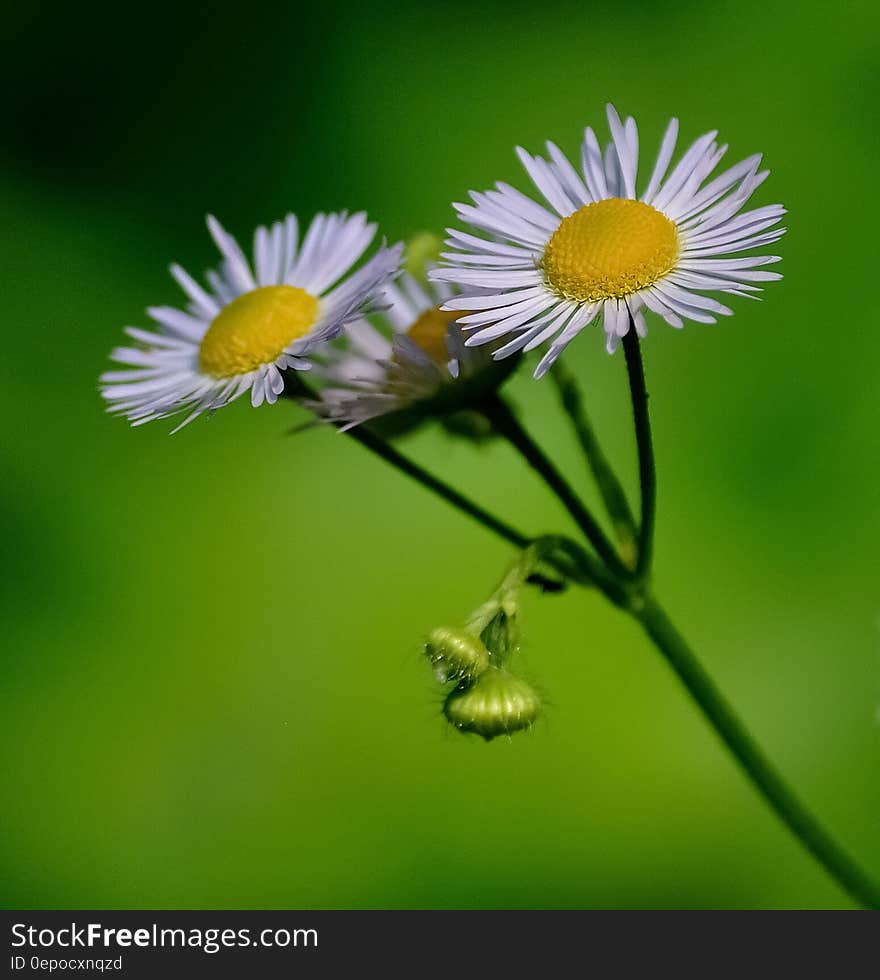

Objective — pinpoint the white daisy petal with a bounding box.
[205,268,237,306]
[545,141,591,206]
[668,270,762,293]
[268,221,284,284]
[434,269,542,288]
[682,227,786,256]
[439,251,535,268]
[638,287,684,328]
[438,286,549,310]
[307,212,376,295]
[464,301,555,345]
[206,215,256,293]
[455,295,548,330]
[453,200,548,248]
[444,228,535,258]
[604,142,622,198]
[123,326,195,350]
[102,211,400,430]
[146,306,207,342]
[279,213,299,280]
[624,116,639,167]
[581,126,610,201]
[605,104,638,199]
[433,108,783,371]
[254,225,274,287]
[289,212,328,288]
[654,280,734,316]
[685,203,786,241]
[515,148,576,216]
[308,266,517,430]
[631,305,648,338]
[674,154,762,223]
[650,130,718,212]
[534,304,598,378]
[318,241,404,326]
[523,303,579,352]
[642,117,679,204]
[650,285,720,323]
[682,167,769,232]
[169,264,220,319]
[490,307,569,359]
[662,142,728,221]
[684,218,786,254]
[482,186,559,233]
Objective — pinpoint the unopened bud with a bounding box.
[404,232,442,279]
[425,627,490,684]
[443,667,541,741]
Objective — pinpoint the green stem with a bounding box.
[619,333,878,907]
[622,326,656,579]
[486,535,607,614]
[282,372,526,551]
[345,428,622,596]
[636,596,880,910]
[281,375,604,592]
[549,361,638,561]
[479,392,631,580]
[348,424,528,550]
[286,371,880,906]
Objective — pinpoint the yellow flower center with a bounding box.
[405,306,460,366]
[542,198,678,302]
[198,285,319,378]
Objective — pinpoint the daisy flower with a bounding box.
[101,212,402,431]
[310,268,514,431]
[431,104,786,377]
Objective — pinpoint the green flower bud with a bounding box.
[404,231,442,279]
[425,627,490,683]
[443,667,541,741]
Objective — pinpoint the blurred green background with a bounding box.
[2,0,878,910]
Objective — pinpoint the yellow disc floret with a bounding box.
[543,198,678,302]
[198,285,319,378]
[405,306,460,366]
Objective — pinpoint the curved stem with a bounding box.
[345,428,620,595]
[637,595,880,910]
[490,534,627,617]
[282,372,527,550]
[550,361,638,560]
[283,373,880,907]
[348,424,529,550]
[281,375,607,591]
[622,327,656,579]
[479,392,632,579]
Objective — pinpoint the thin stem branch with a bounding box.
[619,325,878,906]
[345,428,626,597]
[282,371,880,908]
[622,326,656,579]
[550,361,638,562]
[281,374,607,593]
[637,596,880,910]
[479,392,632,579]
[349,423,529,549]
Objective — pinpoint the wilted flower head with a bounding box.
[308,264,517,432]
